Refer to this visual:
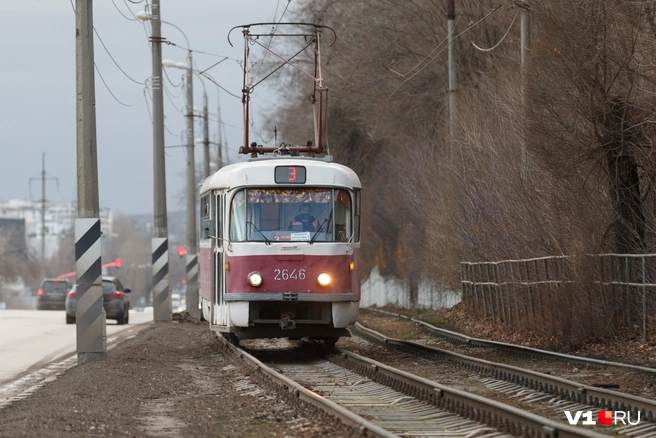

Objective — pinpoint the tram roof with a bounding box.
[200,156,362,193]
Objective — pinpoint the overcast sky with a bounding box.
[0,0,298,216]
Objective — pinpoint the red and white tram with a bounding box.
[198,23,360,345]
[198,157,361,344]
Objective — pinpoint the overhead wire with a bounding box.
[143,84,180,136]
[163,68,183,89]
[348,2,507,171]
[251,0,293,84]
[95,64,142,107]
[471,10,518,52]
[163,82,183,113]
[93,27,146,85]
[124,0,144,11]
[247,0,294,146]
[386,2,505,99]
[68,0,147,110]
[110,0,138,21]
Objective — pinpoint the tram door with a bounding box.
[213,192,226,326]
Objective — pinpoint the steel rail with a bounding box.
[365,308,656,375]
[328,346,607,438]
[221,339,396,438]
[352,322,656,423]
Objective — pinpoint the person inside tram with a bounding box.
[289,203,319,232]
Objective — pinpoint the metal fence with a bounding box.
[460,254,656,341]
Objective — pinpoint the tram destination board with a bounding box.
[274,166,306,184]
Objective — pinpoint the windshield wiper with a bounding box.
[310,217,331,243]
[247,221,271,245]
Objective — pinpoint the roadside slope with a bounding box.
[0,319,343,438]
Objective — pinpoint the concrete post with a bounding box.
[75,0,106,364]
[447,0,457,146]
[185,50,199,318]
[149,0,171,321]
[202,92,210,179]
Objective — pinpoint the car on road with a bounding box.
[171,292,186,313]
[65,276,131,325]
[37,278,72,310]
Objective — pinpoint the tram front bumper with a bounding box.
[223,292,355,302]
[225,297,359,329]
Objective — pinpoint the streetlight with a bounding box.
[196,70,230,173]
[137,4,172,322]
[138,11,199,319]
[163,60,212,179]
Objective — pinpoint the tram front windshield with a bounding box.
[229,188,352,242]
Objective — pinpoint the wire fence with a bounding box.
[460,254,656,341]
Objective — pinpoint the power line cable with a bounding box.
[110,0,138,21]
[163,68,183,89]
[192,50,241,64]
[124,0,143,14]
[251,0,293,83]
[163,81,183,113]
[387,2,505,99]
[164,39,240,67]
[95,64,142,107]
[144,85,180,136]
[93,27,146,85]
[69,0,146,87]
[471,10,518,52]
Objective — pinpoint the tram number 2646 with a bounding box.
[273,268,306,281]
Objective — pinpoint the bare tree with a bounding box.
[527,1,656,255]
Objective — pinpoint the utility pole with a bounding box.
[29,153,58,277]
[447,0,457,148]
[202,92,210,179]
[75,0,106,364]
[41,154,45,270]
[149,0,171,322]
[217,95,224,169]
[184,48,199,319]
[520,1,530,175]
[520,2,530,67]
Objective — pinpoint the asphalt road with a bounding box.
[0,308,153,385]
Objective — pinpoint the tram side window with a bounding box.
[200,194,214,240]
[334,190,352,242]
[354,190,361,243]
[200,195,210,220]
[215,193,223,242]
[229,191,246,241]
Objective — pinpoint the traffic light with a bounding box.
[178,246,187,257]
[115,258,121,269]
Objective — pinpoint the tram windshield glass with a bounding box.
[229,188,353,242]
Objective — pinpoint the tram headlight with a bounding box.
[248,272,263,287]
[317,272,331,286]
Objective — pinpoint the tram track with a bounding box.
[346,308,656,437]
[219,336,608,437]
[365,308,656,375]
[349,322,656,436]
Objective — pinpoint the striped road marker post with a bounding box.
[75,218,106,364]
[152,237,171,321]
[186,254,199,318]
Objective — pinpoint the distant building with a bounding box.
[0,199,112,260]
[0,218,27,257]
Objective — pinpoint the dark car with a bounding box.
[65,276,131,325]
[37,278,72,310]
